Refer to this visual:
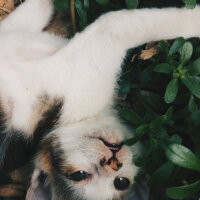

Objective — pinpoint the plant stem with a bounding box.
[70,0,76,33]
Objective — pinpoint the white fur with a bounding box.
[1,0,200,199]
[0,2,200,134]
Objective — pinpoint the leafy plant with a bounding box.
[53,0,200,199]
[126,0,139,9]
[182,0,197,8]
[120,37,200,199]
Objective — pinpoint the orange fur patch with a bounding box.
[0,184,25,197]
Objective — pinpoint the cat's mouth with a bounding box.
[86,136,123,151]
[98,137,123,152]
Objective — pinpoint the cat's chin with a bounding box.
[29,115,139,200]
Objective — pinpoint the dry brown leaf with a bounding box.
[0,0,15,14]
[0,0,5,7]
[131,42,160,62]
[139,44,160,60]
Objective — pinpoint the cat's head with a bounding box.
[29,115,138,200]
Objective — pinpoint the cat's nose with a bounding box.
[100,156,123,171]
[99,138,123,171]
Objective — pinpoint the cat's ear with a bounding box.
[26,169,51,200]
[0,0,54,32]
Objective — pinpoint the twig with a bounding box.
[70,0,76,33]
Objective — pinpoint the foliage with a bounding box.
[120,37,200,200]
[120,37,200,199]
[53,0,200,199]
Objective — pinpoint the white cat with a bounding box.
[0,0,199,199]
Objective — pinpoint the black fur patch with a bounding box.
[33,100,63,147]
[0,130,32,178]
[50,171,76,200]
[0,99,63,179]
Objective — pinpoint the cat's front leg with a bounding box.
[38,6,200,123]
[0,0,54,32]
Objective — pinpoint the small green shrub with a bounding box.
[54,0,200,199]
[120,37,200,199]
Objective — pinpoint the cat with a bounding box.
[0,0,200,199]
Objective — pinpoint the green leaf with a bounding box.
[164,79,179,103]
[95,0,110,6]
[179,41,193,65]
[139,66,154,84]
[134,156,149,167]
[120,108,144,126]
[134,169,147,181]
[84,0,89,10]
[159,40,169,54]
[139,90,167,113]
[182,0,197,9]
[124,125,148,146]
[151,127,170,143]
[75,0,88,28]
[149,161,174,187]
[169,37,185,54]
[187,109,200,130]
[150,115,168,128]
[188,57,200,75]
[181,75,200,98]
[166,180,200,199]
[169,135,182,144]
[118,73,132,94]
[166,144,200,171]
[154,63,173,74]
[54,0,69,10]
[126,0,139,9]
[165,106,173,119]
[188,95,198,112]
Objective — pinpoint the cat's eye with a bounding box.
[114,177,130,190]
[68,171,90,181]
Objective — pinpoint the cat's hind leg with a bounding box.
[0,0,54,32]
